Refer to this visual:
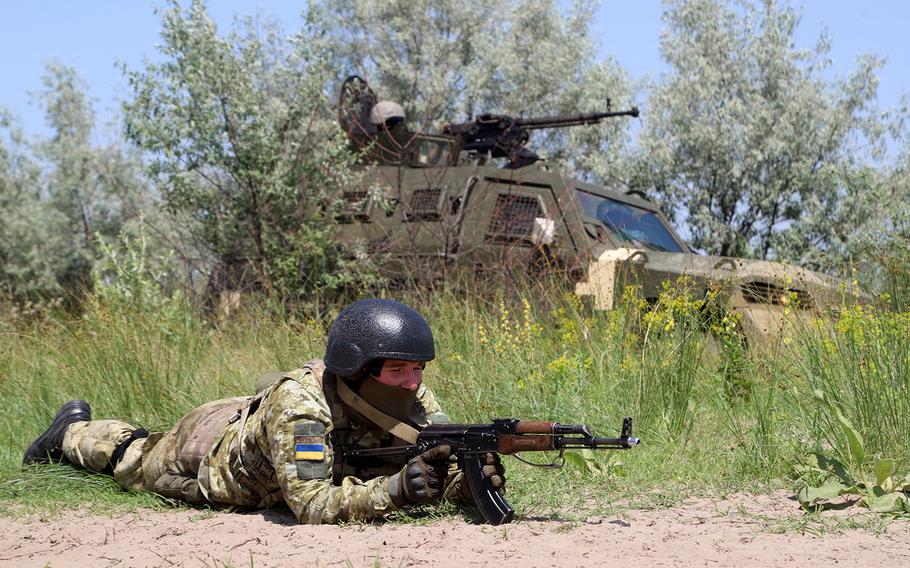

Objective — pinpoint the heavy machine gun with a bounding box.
[337,74,639,167]
[443,104,640,167]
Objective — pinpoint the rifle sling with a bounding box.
[334,378,420,444]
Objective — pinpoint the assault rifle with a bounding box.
[342,417,640,525]
[442,103,640,167]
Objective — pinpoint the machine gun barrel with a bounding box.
[514,107,640,130]
[441,104,639,166]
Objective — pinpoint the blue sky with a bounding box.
[1,1,908,138]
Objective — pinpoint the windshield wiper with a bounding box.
[644,241,672,252]
[609,226,657,251]
[604,223,678,253]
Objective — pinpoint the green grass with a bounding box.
[1,274,908,524]
[0,463,178,517]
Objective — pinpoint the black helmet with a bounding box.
[324,299,435,377]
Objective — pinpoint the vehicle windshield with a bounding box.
[575,190,685,253]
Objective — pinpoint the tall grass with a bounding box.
[876,241,910,312]
[777,306,910,463]
[0,295,326,465]
[1,270,908,517]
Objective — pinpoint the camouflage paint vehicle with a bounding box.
[334,76,864,344]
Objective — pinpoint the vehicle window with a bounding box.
[415,138,450,166]
[575,191,684,253]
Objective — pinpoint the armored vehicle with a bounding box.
[334,76,864,344]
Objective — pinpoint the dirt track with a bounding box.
[1,491,908,567]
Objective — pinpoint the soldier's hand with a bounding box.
[481,452,506,490]
[451,452,506,503]
[388,444,451,506]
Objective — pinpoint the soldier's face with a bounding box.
[372,359,424,391]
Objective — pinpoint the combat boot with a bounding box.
[23,400,92,464]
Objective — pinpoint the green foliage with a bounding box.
[619,281,708,440]
[794,451,910,514]
[715,381,792,480]
[3,273,910,520]
[781,306,910,462]
[314,0,634,176]
[122,0,374,301]
[716,326,753,402]
[636,0,901,268]
[2,463,172,517]
[94,221,185,320]
[3,0,909,306]
[870,236,910,312]
[0,109,69,299]
[0,63,152,303]
[2,0,910,524]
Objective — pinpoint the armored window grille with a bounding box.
[335,191,370,223]
[741,281,813,309]
[486,194,542,245]
[405,189,444,221]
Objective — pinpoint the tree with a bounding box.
[0,109,70,299]
[865,144,910,308]
[122,0,373,301]
[635,0,897,268]
[312,0,634,175]
[37,63,121,293]
[0,64,150,301]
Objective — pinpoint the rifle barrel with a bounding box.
[593,436,640,448]
[559,436,640,449]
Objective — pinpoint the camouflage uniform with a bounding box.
[62,360,457,523]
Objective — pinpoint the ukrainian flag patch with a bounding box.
[295,437,325,461]
[293,422,328,474]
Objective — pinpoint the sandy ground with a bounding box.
[1,491,908,567]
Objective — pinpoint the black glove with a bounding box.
[388,444,451,506]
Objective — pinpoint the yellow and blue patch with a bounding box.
[293,422,330,480]
[295,436,325,461]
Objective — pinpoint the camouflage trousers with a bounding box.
[61,397,249,505]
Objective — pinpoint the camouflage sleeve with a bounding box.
[417,382,451,424]
[264,378,400,524]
